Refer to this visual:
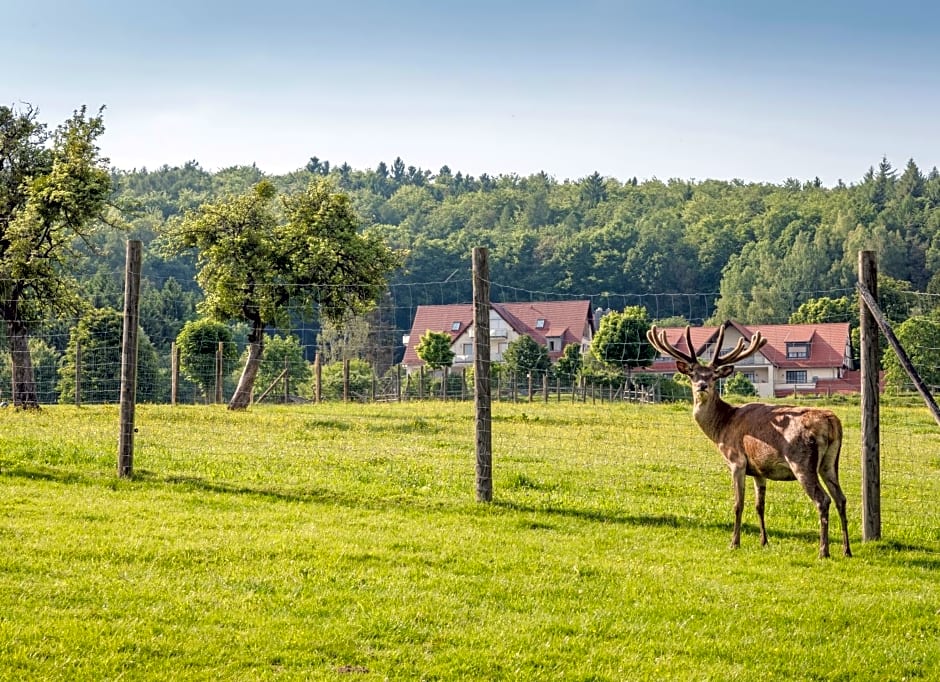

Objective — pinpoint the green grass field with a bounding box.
[1,400,938,680]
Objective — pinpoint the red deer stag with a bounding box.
[647,323,851,558]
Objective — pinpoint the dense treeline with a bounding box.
[5,143,939,403]
[90,154,940,358]
[8,102,939,405]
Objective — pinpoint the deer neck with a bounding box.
[691,393,736,443]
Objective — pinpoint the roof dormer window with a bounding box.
[787,342,810,359]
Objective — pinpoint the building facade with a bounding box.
[646,320,857,397]
[402,301,595,372]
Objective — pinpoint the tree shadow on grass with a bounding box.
[2,464,345,506]
[493,498,686,529]
[2,465,90,486]
[863,539,940,569]
[138,470,347,505]
[6,464,939,566]
[493,498,940,562]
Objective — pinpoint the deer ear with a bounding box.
[675,361,694,375]
[715,365,734,379]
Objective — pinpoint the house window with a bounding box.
[786,370,807,384]
[451,321,461,331]
[787,342,809,359]
[548,338,559,351]
[462,343,472,355]
[535,319,546,329]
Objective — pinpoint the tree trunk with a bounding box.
[7,318,39,409]
[228,319,264,410]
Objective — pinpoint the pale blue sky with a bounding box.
[9,0,940,185]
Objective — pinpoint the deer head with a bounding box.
[647,324,767,404]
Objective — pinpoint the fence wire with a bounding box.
[1,280,939,544]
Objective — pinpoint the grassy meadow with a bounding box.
[0,398,939,680]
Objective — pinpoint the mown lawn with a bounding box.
[0,400,938,680]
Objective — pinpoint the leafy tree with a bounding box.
[319,358,374,401]
[0,104,112,407]
[165,178,401,410]
[788,296,856,325]
[29,338,61,404]
[724,372,757,397]
[139,277,199,351]
[897,158,925,199]
[0,338,60,404]
[579,171,607,208]
[579,349,623,388]
[876,275,917,323]
[415,330,455,370]
[176,318,238,400]
[502,335,550,378]
[249,333,311,401]
[57,308,162,404]
[391,156,406,182]
[590,306,656,385]
[316,301,397,375]
[552,342,582,381]
[653,315,691,328]
[317,314,372,364]
[81,268,124,310]
[883,316,940,392]
[868,156,896,212]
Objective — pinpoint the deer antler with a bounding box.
[647,325,698,365]
[710,323,767,368]
[648,323,767,369]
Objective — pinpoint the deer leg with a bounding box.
[753,476,768,546]
[819,454,852,557]
[729,465,746,549]
[794,470,832,559]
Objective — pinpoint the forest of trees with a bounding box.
[6,103,940,402]
[97,153,940,348]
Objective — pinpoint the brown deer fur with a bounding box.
[647,323,851,558]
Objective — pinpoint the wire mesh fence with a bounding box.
[1,276,939,542]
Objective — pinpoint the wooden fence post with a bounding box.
[283,357,290,403]
[214,341,224,404]
[314,352,322,403]
[74,340,81,408]
[473,247,492,502]
[858,250,881,541]
[170,342,179,406]
[343,358,350,402]
[118,240,142,478]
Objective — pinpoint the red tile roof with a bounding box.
[648,321,851,372]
